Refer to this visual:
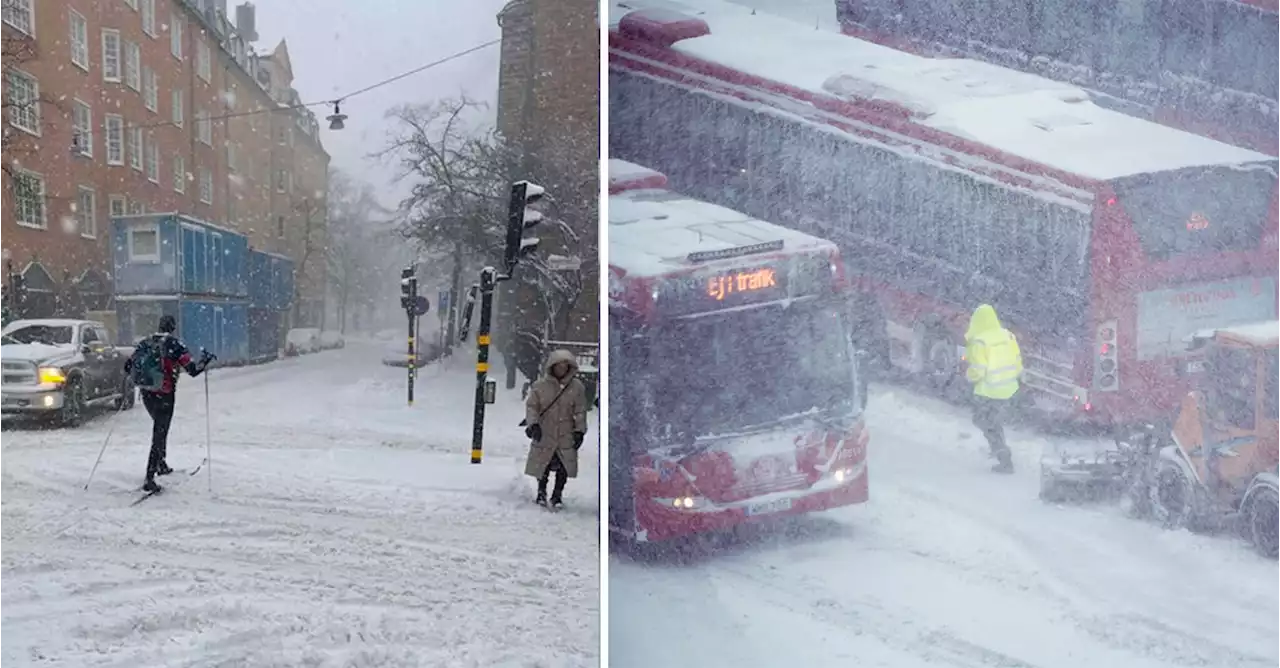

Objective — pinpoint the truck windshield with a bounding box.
[646,300,856,437]
[2,325,74,346]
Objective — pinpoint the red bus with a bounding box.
[608,159,871,544]
[608,0,1279,429]
[835,0,1279,154]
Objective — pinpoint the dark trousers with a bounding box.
[972,396,1012,463]
[141,390,176,479]
[538,452,568,501]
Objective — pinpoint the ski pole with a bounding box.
[204,369,212,493]
[83,397,130,491]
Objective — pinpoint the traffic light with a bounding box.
[503,181,546,275]
[400,266,416,311]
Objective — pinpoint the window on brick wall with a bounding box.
[125,41,141,90]
[170,15,183,59]
[276,215,285,237]
[275,169,288,193]
[105,114,124,165]
[128,126,143,170]
[70,10,89,70]
[226,143,237,173]
[197,111,212,145]
[171,89,184,127]
[2,0,34,35]
[146,135,159,183]
[109,195,127,218]
[143,67,157,112]
[13,170,46,228]
[76,187,97,238]
[127,200,143,215]
[197,42,211,82]
[6,70,40,135]
[199,168,213,204]
[72,100,93,157]
[173,155,185,193]
[102,30,122,82]
[141,0,156,37]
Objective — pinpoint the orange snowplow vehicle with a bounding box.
[1123,322,1278,558]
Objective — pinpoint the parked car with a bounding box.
[284,328,321,356]
[1,319,136,426]
[318,331,345,350]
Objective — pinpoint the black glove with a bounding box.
[525,423,542,442]
[573,431,585,450]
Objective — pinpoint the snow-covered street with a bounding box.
[609,384,1279,668]
[2,342,599,667]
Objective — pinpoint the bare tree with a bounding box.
[290,196,326,328]
[326,170,394,333]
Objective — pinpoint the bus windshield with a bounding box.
[645,300,856,437]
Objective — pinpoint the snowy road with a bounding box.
[609,386,1279,668]
[2,343,599,668]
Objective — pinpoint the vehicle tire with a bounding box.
[922,328,960,396]
[1148,457,1197,530]
[60,377,86,428]
[1246,488,1278,559]
[116,378,136,410]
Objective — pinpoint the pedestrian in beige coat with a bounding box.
[523,349,587,508]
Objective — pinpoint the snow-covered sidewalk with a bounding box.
[2,343,599,667]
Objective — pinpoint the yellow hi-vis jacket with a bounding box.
[965,304,1023,400]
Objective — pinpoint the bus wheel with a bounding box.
[1148,458,1197,530]
[923,331,960,395]
[1247,488,1278,558]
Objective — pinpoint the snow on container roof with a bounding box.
[609,159,669,193]
[610,187,835,278]
[612,0,1275,181]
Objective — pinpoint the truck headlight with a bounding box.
[38,367,66,384]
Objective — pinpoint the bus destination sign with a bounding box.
[707,267,780,301]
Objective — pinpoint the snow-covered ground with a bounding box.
[609,384,1279,668]
[2,343,599,667]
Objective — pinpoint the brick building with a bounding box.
[494,0,599,364]
[1,0,328,326]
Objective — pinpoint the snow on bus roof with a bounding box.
[1193,322,1280,347]
[610,188,835,277]
[612,0,1274,181]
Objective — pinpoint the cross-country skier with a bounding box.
[124,315,214,492]
[523,349,588,509]
[964,304,1023,474]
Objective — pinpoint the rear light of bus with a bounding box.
[1095,319,1119,392]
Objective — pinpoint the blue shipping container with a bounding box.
[115,297,250,365]
[113,214,248,297]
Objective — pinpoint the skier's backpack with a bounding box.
[130,335,167,392]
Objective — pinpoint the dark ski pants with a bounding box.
[972,396,1012,464]
[141,390,176,480]
[538,452,568,501]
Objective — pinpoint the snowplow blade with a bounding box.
[1039,439,1127,503]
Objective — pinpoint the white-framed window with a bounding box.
[145,135,159,183]
[128,125,143,170]
[6,69,40,135]
[104,114,124,165]
[128,224,160,263]
[69,10,89,70]
[173,155,185,193]
[276,124,290,145]
[197,42,211,82]
[275,169,288,193]
[199,168,213,204]
[143,67,157,111]
[141,0,156,37]
[2,0,34,35]
[76,186,97,239]
[102,30,122,82]
[127,199,143,215]
[72,100,93,157]
[276,215,285,237]
[226,143,237,173]
[125,41,141,90]
[13,169,46,228]
[197,111,212,145]
[171,88,184,127]
[170,15,183,59]
[109,195,127,218]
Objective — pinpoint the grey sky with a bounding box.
[249,0,511,207]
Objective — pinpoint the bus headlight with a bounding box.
[834,467,856,484]
[658,495,702,509]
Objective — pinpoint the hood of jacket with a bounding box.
[544,349,579,379]
[966,304,1004,340]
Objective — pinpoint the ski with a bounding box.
[131,488,162,506]
[130,462,206,506]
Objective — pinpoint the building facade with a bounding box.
[1,0,328,328]
[494,0,600,359]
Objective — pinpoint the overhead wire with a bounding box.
[127,38,502,132]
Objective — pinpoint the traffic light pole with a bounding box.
[470,267,497,464]
[407,305,416,406]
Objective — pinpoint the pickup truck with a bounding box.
[1,318,136,426]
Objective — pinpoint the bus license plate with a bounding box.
[746,498,793,516]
